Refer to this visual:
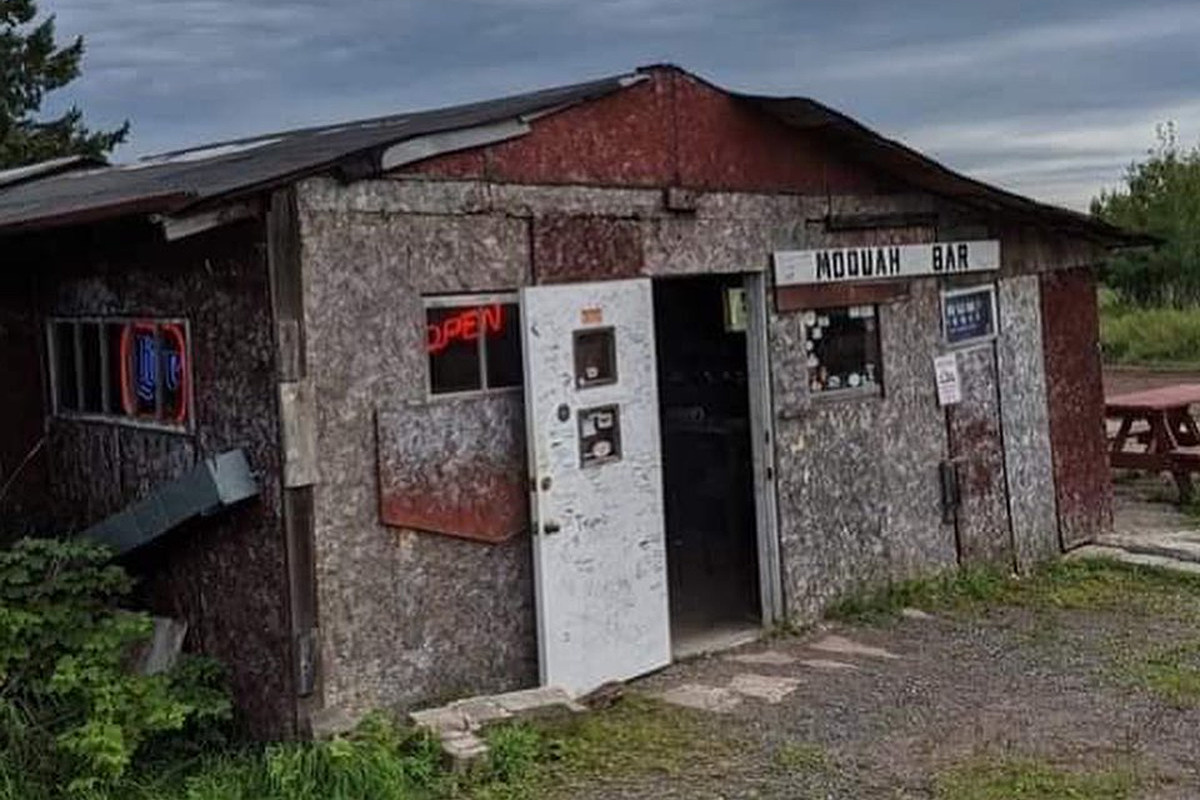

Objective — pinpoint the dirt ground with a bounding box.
[545,367,1200,799]
[562,598,1200,799]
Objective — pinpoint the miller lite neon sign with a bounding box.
[119,322,189,424]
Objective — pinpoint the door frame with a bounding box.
[743,271,784,627]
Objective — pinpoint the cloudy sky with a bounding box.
[40,0,1200,210]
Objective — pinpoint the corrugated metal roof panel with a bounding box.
[0,66,1148,246]
[0,155,101,189]
[0,73,637,233]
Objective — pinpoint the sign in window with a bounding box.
[48,318,191,428]
[425,295,523,397]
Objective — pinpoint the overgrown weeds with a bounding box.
[0,538,231,797]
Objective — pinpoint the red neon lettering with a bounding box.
[481,304,503,334]
[427,305,505,354]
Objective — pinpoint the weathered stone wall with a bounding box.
[3,220,295,738]
[298,174,1099,721]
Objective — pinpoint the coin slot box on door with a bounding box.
[578,404,622,467]
[573,327,617,388]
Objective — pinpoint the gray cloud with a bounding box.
[37,0,1200,209]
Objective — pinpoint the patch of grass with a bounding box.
[771,741,829,774]
[826,566,1014,623]
[934,757,1140,800]
[452,694,737,799]
[828,557,1200,623]
[528,694,734,783]
[1100,302,1200,367]
[1117,640,1200,707]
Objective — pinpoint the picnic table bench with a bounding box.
[1106,384,1200,502]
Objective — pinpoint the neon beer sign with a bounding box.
[119,322,189,424]
[427,304,505,354]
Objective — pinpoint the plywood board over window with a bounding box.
[376,395,528,543]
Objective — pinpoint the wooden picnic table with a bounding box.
[1106,384,1200,502]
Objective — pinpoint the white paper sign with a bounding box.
[933,353,962,407]
[773,240,1000,286]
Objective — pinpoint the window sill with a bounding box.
[52,413,192,436]
[809,384,883,404]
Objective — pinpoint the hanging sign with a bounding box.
[773,240,1000,287]
[933,353,962,407]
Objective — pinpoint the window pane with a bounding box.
[806,306,882,394]
[484,303,523,389]
[129,325,160,415]
[79,323,103,413]
[105,323,126,415]
[427,306,483,394]
[160,323,188,423]
[53,322,78,412]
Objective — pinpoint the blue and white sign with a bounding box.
[942,285,998,346]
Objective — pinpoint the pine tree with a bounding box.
[1,0,128,168]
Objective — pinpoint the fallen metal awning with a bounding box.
[81,449,258,555]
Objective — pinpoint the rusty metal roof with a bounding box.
[0,73,636,234]
[0,66,1147,245]
[737,91,1150,246]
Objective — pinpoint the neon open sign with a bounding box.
[427,304,505,354]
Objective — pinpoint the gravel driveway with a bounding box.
[549,576,1200,800]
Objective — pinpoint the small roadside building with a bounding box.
[0,66,1140,738]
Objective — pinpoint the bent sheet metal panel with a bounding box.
[376,395,528,543]
[996,275,1059,569]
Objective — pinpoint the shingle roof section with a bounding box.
[0,66,1147,245]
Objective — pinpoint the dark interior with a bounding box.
[654,275,761,642]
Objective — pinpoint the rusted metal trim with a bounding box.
[775,280,909,312]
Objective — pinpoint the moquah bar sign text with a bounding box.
[773,240,1001,286]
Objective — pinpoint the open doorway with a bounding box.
[654,275,762,657]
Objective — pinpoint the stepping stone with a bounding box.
[658,683,742,713]
[727,650,797,666]
[808,634,900,660]
[799,658,859,671]
[729,673,802,703]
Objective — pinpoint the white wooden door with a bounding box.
[521,278,670,696]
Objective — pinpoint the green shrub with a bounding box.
[0,538,230,796]
[1100,302,1200,366]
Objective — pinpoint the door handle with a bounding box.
[543,521,561,535]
